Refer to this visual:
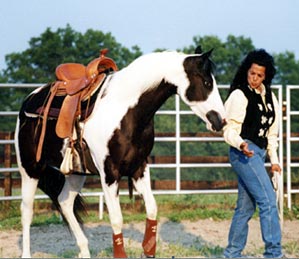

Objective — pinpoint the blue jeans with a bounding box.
[224,141,282,258]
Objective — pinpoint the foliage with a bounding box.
[0,24,142,131]
[273,51,299,86]
[2,24,142,84]
[1,27,299,86]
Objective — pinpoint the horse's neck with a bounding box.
[98,52,182,118]
[135,80,177,119]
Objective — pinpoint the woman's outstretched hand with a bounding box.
[240,142,254,157]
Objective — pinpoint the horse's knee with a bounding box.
[58,193,74,212]
[21,199,33,211]
[21,184,37,221]
[21,201,34,227]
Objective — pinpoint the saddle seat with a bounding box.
[55,48,117,96]
[36,49,118,162]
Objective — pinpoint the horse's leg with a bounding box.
[20,167,38,258]
[101,180,127,258]
[133,165,157,258]
[58,174,90,258]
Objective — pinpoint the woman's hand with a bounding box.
[240,142,254,157]
[271,164,282,174]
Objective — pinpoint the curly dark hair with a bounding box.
[228,49,276,95]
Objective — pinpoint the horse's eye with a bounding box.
[204,81,212,88]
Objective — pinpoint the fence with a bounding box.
[0,83,291,221]
[286,85,299,209]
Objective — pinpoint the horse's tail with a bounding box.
[128,177,134,199]
[37,165,87,224]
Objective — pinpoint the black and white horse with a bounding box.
[15,47,226,258]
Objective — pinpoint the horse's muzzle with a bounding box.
[206,110,226,131]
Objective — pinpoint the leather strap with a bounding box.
[36,83,59,162]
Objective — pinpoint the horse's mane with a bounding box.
[108,49,215,97]
[111,51,188,91]
[122,50,214,79]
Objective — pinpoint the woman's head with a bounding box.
[247,63,266,91]
[229,49,276,93]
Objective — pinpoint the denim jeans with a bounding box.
[224,141,282,258]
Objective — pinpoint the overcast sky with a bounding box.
[1,0,298,70]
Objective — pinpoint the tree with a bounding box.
[0,25,143,131]
[2,24,142,84]
[273,51,299,86]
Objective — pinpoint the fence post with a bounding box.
[4,132,12,207]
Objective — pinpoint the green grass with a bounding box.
[283,241,299,257]
[1,193,299,230]
[1,193,299,258]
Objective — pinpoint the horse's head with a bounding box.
[174,47,226,131]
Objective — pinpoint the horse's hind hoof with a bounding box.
[141,252,155,258]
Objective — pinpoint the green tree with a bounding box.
[0,25,143,131]
[2,24,142,84]
[273,51,299,86]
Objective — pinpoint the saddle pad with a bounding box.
[23,82,101,121]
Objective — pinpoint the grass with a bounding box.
[1,192,299,230]
[0,193,238,231]
[284,241,299,257]
[1,193,299,258]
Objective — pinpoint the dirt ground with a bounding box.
[0,218,298,258]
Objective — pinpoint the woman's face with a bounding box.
[247,63,266,90]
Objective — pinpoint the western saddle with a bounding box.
[36,49,118,164]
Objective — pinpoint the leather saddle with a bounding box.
[36,49,118,162]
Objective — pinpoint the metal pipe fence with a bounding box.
[0,83,286,221]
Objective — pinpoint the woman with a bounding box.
[223,49,283,258]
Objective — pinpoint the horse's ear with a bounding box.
[202,48,214,59]
[195,46,203,54]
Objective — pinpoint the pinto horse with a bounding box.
[15,47,226,258]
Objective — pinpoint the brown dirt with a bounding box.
[0,218,298,258]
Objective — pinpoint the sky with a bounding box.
[1,0,299,70]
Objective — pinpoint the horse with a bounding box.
[15,47,226,258]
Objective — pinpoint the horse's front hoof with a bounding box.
[78,251,91,258]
